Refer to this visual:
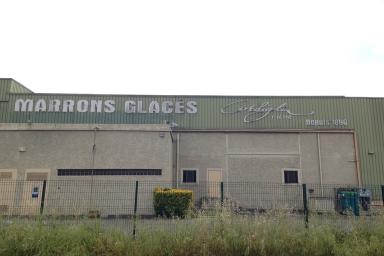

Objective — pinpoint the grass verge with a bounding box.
[1,213,384,256]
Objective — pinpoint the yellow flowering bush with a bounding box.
[153,187,193,218]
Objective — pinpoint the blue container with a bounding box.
[338,190,359,216]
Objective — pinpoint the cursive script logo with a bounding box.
[221,100,315,123]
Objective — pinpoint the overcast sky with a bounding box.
[1,0,384,96]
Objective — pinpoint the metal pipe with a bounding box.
[225,134,229,197]
[40,180,47,215]
[89,127,97,211]
[302,184,309,228]
[298,133,302,169]
[220,182,224,206]
[317,133,324,196]
[353,131,362,187]
[168,129,175,188]
[133,180,139,239]
[381,185,384,206]
[176,133,180,188]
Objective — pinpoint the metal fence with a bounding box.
[1,180,383,219]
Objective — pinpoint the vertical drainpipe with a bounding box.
[89,127,98,210]
[169,128,175,188]
[298,133,302,175]
[176,133,180,188]
[317,133,324,196]
[353,131,362,187]
[225,134,229,197]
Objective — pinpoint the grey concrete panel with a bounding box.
[0,130,172,181]
[228,155,300,183]
[299,133,321,184]
[0,132,21,169]
[320,133,357,184]
[178,133,226,184]
[227,133,299,154]
[93,131,172,180]
[179,133,226,157]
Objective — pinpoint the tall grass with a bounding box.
[1,213,384,256]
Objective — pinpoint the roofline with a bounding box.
[7,92,384,99]
[3,79,384,99]
[1,78,34,93]
[5,91,356,98]
[172,128,355,133]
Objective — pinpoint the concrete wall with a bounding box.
[0,124,359,215]
[0,124,172,179]
[178,132,358,210]
[0,124,173,216]
[178,132,358,184]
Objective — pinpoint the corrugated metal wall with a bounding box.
[1,87,384,186]
[3,94,360,128]
[0,79,11,101]
[10,80,33,94]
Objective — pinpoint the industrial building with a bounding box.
[0,78,383,215]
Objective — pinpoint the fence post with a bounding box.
[133,180,139,239]
[302,183,308,228]
[381,185,384,206]
[220,182,224,207]
[40,180,47,215]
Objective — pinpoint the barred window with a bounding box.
[57,169,162,176]
[182,169,197,183]
[283,169,299,184]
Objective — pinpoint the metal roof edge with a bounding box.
[3,78,34,93]
[172,128,356,133]
[0,123,171,132]
[8,92,384,100]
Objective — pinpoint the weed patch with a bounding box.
[1,214,384,256]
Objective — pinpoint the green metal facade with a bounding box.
[0,79,33,101]
[0,79,11,101]
[1,79,384,185]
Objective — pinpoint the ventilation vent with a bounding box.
[58,169,162,176]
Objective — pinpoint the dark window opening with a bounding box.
[58,169,162,176]
[284,170,299,184]
[183,170,197,183]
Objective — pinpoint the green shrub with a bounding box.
[153,187,193,218]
